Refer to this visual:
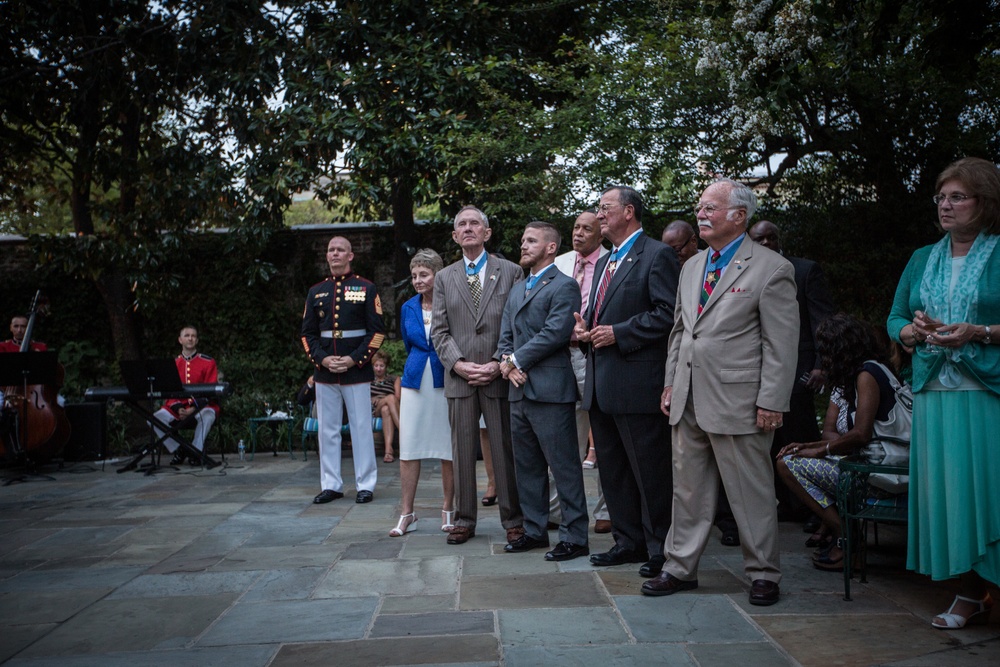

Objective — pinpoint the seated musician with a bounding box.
[151,326,220,465]
[0,315,48,353]
[2,314,56,455]
[1,314,51,409]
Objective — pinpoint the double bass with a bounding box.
[0,292,71,463]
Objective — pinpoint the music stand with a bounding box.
[121,359,185,397]
[0,352,61,483]
[118,359,186,475]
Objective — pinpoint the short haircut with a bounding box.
[603,185,644,224]
[453,205,489,229]
[180,325,198,336]
[936,157,1000,235]
[327,235,352,252]
[372,349,390,365]
[410,248,444,274]
[714,178,757,220]
[525,220,561,252]
[665,219,693,238]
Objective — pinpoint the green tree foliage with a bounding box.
[690,0,1000,314]
[568,0,1000,317]
[0,0,290,359]
[275,0,605,273]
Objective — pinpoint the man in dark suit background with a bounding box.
[573,186,680,578]
[497,221,588,561]
[432,205,524,547]
[749,220,835,517]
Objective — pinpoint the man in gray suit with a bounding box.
[498,221,589,561]
[644,178,799,606]
[432,205,524,546]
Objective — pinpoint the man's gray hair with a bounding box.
[453,205,489,229]
[715,178,757,221]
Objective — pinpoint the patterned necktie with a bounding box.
[592,255,617,323]
[575,256,588,311]
[698,251,722,316]
[467,262,482,310]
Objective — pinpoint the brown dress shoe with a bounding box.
[749,579,780,606]
[506,526,525,543]
[641,572,699,597]
[447,526,475,545]
[594,520,612,534]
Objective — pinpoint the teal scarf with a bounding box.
[918,232,999,387]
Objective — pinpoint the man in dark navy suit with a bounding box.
[574,186,680,578]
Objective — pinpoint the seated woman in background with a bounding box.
[776,313,906,571]
[370,350,401,463]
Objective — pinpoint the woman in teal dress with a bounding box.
[888,157,1000,629]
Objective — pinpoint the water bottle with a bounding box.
[238,439,245,461]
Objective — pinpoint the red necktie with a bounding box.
[698,251,722,316]
[592,258,617,323]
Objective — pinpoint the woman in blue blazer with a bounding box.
[390,249,455,537]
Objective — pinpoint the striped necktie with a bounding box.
[468,263,482,310]
[592,255,617,323]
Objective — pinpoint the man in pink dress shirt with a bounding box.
[554,211,611,532]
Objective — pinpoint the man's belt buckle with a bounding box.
[320,329,366,339]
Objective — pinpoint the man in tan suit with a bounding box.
[432,205,524,546]
[642,178,799,606]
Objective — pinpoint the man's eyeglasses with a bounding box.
[932,193,976,206]
[694,203,739,215]
[597,202,626,213]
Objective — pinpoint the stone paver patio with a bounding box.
[1,453,998,666]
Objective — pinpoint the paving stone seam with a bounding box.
[724,592,806,667]
[593,571,640,645]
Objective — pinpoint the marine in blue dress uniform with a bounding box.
[301,236,385,504]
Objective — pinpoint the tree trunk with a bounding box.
[95,272,143,361]
[390,175,417,322]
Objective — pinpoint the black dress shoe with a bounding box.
[749,579,780,606]
[641,572,699,597]
[504,534,550,553]
[545,541,590,562]
[169,452,186,466]
[720,526,740,547]
[589,543,648,567]
[639,554,666,578]
[356,490,374,504]
[313,489,344,504]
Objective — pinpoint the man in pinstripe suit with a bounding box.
[431,206,525,546]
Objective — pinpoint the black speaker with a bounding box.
[63,402,107,461]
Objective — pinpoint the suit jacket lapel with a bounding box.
[476,257,505,323]
[518,274,552,314]
[600,234,644,307]
[687,250,709,324]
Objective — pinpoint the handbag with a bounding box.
[858,360,912,493]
